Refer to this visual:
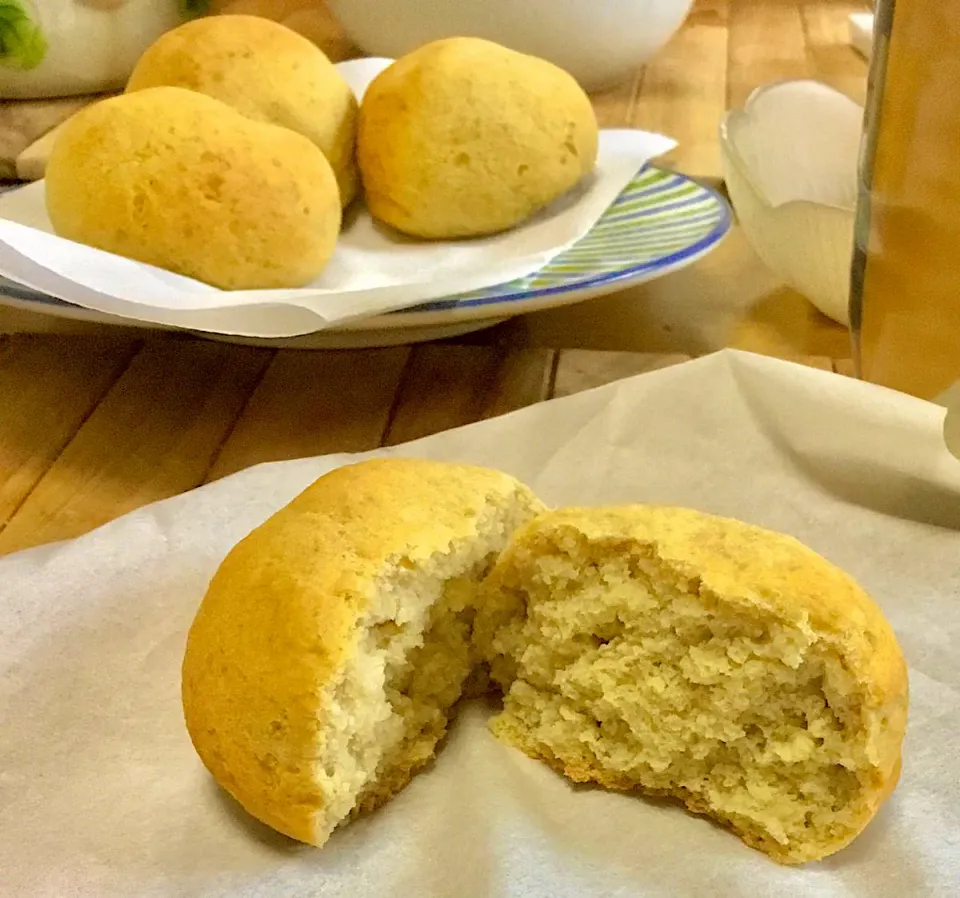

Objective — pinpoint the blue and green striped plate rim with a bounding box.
[397,163,732,315]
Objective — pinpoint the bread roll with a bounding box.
[477,506,908,864]
[45,87,341,290]
[357,37,599,239]
[127,15,359,206]
[182,458,544,846]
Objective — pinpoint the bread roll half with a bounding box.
[477,506,908,864]
[182,458,543,845]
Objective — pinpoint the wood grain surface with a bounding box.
[0,335,852,555]
[0,95,100,179]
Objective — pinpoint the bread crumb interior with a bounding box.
[485,533,874,862]
[311,501,533,841]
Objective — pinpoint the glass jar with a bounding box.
[851,0,960,402]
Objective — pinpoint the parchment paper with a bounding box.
[0,58,674,338]
[1,350,958,897]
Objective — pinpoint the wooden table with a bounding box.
[0,0,867,554]
[0,335,850,556]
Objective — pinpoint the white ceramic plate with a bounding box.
[0,165,732,348]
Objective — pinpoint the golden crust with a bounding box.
[357,37,598,238]
[181,458,540,845]
[489,506,909,864]
[45,87,341,290]
[127,15,359,206]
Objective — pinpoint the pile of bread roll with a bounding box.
[43,14,599,291]
[182,458,908,865]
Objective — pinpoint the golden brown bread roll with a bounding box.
[181,458,544,846]
[45,86,341,290]
[357,37,599,238]
[476,505,909,864]
[127,15,359,206]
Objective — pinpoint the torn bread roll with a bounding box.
[476,506,909,864]
[181,458,544,846]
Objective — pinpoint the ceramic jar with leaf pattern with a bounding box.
[0,0,207,98]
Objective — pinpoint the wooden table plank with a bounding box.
[0,339,270,554]
[206,347,409,480]
[0,95,100,179]
[590,71,643,130]
[481,348,557,418]
[0,335,141,528]
[554,350,692,397]
[633,0,730,181]
[729,286,854,363]
[832,358,856,377]
[797,356,833,371]
[801,2,871,103]
[0,345,853,556]
[384,345,556,446]
[727,0,810,111]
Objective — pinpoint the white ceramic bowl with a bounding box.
[720,80,863,325]
[0,0,186,99]
[325,0,694,91]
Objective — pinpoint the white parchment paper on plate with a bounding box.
[1,351,958,897]
[0,58,675,339]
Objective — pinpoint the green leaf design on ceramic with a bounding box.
[179,0,210,19]
[0,0,46,71]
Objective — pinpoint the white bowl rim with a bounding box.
[719,78,863,214]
